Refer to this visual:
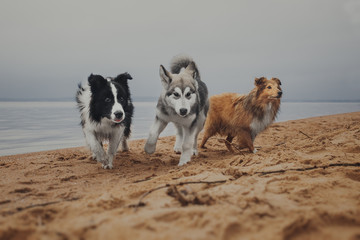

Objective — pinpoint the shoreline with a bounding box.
[1,112,359,240]
[1,111,359,158]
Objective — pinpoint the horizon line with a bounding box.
[0,97,359,103]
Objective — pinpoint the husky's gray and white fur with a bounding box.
[144,55,209,166]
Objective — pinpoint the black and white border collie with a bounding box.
[76,73,134,169]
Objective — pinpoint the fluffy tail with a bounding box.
[170,55,200,79]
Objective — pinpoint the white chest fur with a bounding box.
[250,103,273,139]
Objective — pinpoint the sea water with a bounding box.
[0,101,359,156]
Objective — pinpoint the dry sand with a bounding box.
[0,112,360,240]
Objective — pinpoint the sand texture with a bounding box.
[1,112,360,240]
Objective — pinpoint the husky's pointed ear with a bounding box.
[160,65,172,88]
[114,72,133,84]
[272,77,281,86]
[254,77,266,86]
[186,61,198,79]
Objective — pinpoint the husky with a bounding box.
[76,73,134,169]
[144,55,209,166]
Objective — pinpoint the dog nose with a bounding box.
[278,91,283,97]
[179,108,188,116]
[114,111,123,119]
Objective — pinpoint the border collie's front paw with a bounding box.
[102,163,113,169]
[100,155,113,169]
[121,140,129,152]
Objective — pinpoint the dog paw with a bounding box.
[173,146,182,154]
[121,147,129,152]
[121,141,129,152]
[144,143,156,154]
[192,148,198,156]
[102,163,113,169]
[178,161,187,167]
[178,156,191,166]
[253,149,258,154]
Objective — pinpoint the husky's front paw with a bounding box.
[144,142,156,154]
[174,146,182,154]
[178,155,191,166]
[192,148,198,156]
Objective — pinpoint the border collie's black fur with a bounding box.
[76,73,134,169]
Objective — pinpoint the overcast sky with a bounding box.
[1,0,360,101]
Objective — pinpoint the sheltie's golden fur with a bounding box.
[200,77,282,153]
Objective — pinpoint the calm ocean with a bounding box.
[0,101,359,156]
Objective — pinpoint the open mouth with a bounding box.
[112,118,124,123]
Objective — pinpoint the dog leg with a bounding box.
[200,132,211,149]
[144,117,168,154]
[173,124,183,153]
[120,137,129,152]
[238,131,255,153]
[225,135,235,152]
[105,131,123,169]
[192,114,206,155]
[84,130,108,164]
[178,128,196,166]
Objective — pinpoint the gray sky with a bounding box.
[1,0,360,101]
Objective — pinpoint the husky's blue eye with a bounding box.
[105,98,111,102]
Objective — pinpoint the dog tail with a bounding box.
[170,55,200,78]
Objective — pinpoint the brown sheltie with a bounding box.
[200,77,282,153]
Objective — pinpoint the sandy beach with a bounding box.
[0,112,359,240]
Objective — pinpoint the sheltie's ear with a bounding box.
[254,77,266,86]
[272,78,281,86]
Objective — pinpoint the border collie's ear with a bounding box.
[88,74,106,87]
[254,77,266,86]
[160,65,172,88]
[114,72,133,84]
[272,78,281,86]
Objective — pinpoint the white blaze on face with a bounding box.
[109,80,125,123]
[168,87,196,117]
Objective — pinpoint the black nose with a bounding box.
[179,108,188,116]
[278,91,283,97]
[114,111,123,119]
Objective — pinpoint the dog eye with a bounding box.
[267,86,272,89]
[185,92,192,98]
[118,97,124,102]
[105,98,111,102]
[173,92,180,98]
